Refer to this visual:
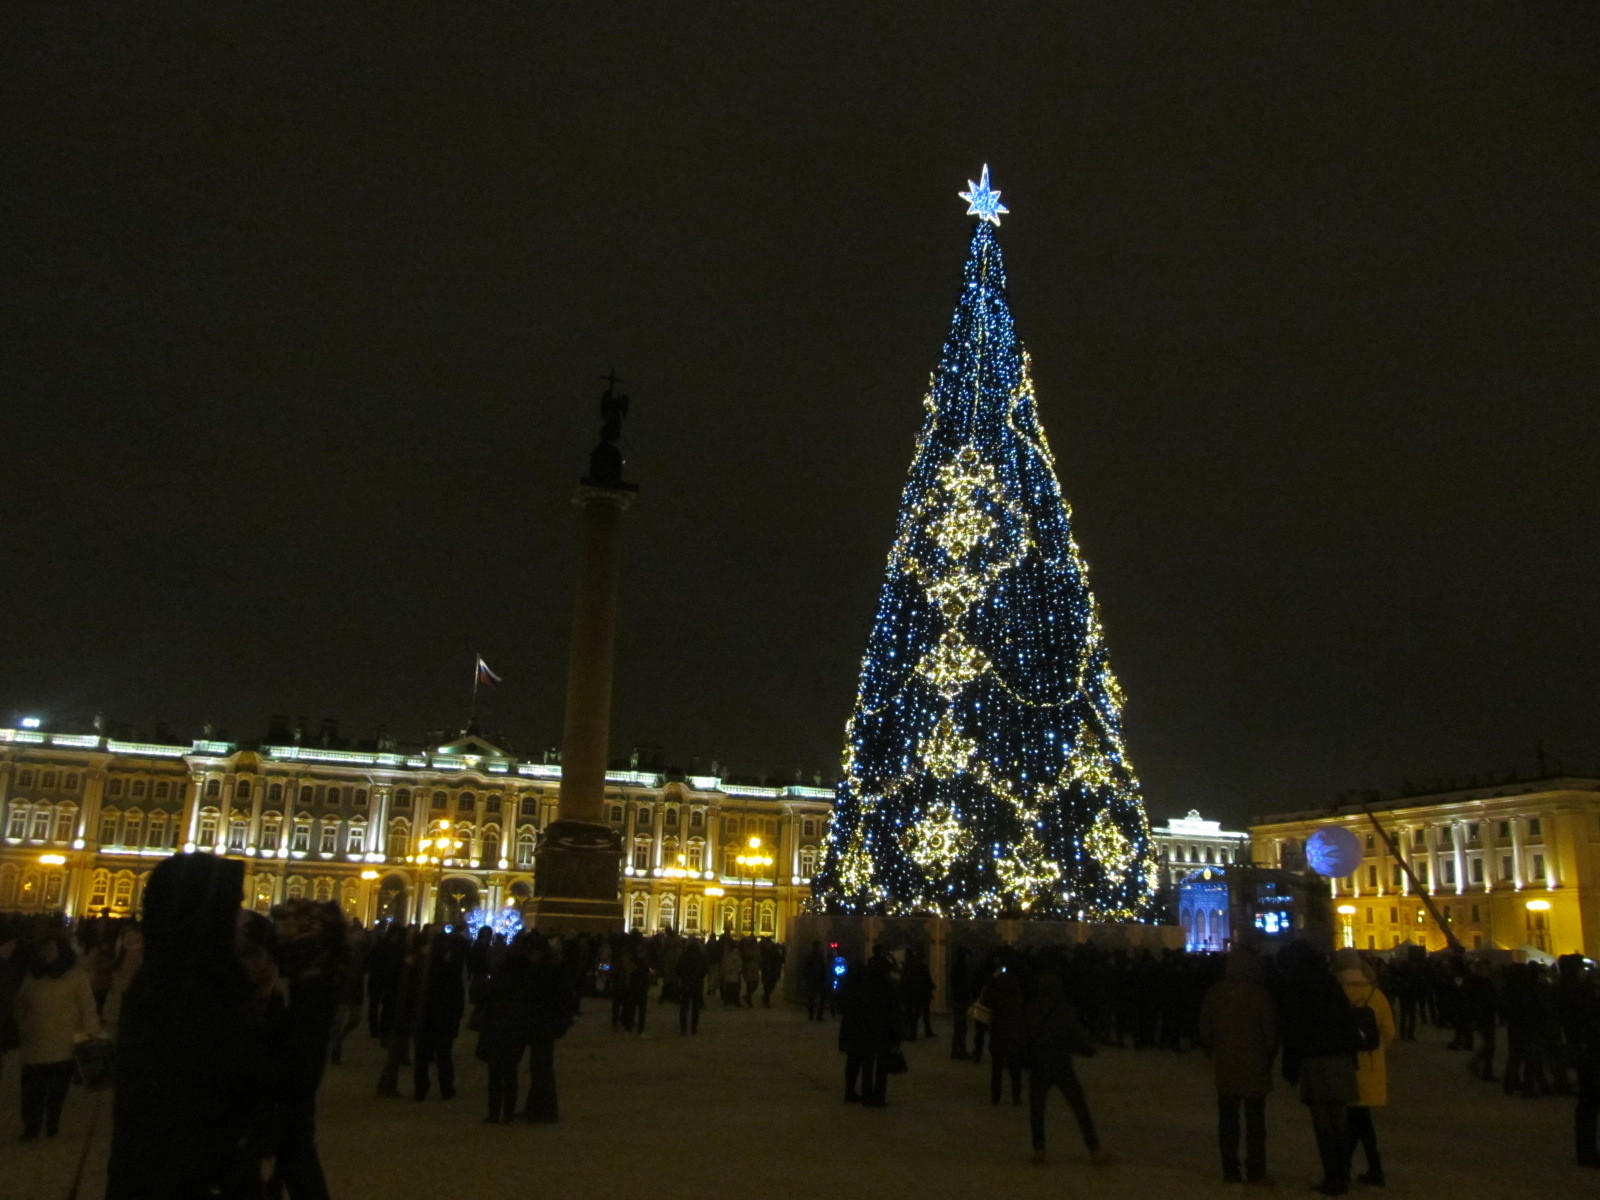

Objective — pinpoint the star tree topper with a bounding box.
[959,164,1009,225]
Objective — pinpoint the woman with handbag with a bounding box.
[14,933,101,1140]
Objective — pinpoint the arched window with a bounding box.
[313,877,334,901]
[228,815,248,851]
[97,809,118,846]
[629,893,648,931]
[481,825,501,864]
[205,779,221,798]
[18,869,41,909]
[65,773,79,792]
[610,806,624,823]
[286,876,306,900]
[267,783,282,803]
[799,847,817,878]
[261,815,282,852]
[632,838,651,871]
[236,779,252,801]
[299,787,313,806]
[88,869,109,910]
[354,788,368,808]
[30,808,51,841]
[687,839,705,872]
[291,818,311,853]
[431,791,447,811]
[0,864,17,906]
[394,788,410,810]
[129,779,145,797]
[111,872,135,912]
[387,818,410,859]
[801,818,814,836]
[17,769,35,787]
[758,900,776,936]
[53,806,75,843]
[485,794,502,814]
[664,807,679,828]
[6,803,27,840]
[636,807,651,826]
[347,822,367,854]
[123,810,146,848]
[326,786,340,806]
[683,896,701,933]
[319,821,338,854]
[41,771,57,789]
[659,894,677,931]
[458,792,475,813]
[516,827,536,867]
[197,810,220,846]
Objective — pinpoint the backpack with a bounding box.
[1351,990,1381,1054]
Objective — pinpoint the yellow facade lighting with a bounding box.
[1525,899,1552,912]
[38,853,67,866]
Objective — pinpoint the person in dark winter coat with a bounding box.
[758,938,784,1008]
[981,961,1026,1106]
[1573,964,1600,1168]
[1023,967,1101,1165]
[800,941,828,1021]
[475,938,536,1123]
[1198,945,1280,1184]
[106,853,263,1200]
[901,949,935,1040]
[1279,940,1358,1197]
[839,957,901,1106]
[948,946,974,1059]
[675,938,709,1035]
[412,930,467,1101]
[376,929,424,1097]
[523,934,573,1123]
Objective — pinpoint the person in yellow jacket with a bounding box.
[1333,948,1397,1187]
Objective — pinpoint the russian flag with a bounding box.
[475,655,502,689]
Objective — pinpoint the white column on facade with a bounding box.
[652,803,665,869]
[1425,824,1441,893]
[623,799,636,873]
[1510,817,1526,889]
[1450,822,1467,895]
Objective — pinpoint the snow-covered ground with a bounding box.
[2,993,1586,1200]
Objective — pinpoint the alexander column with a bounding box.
[529,374,636,933]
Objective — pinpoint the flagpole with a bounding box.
[470,654,480,730]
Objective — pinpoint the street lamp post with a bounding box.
[414,819,464,926]
[734,835,774,938]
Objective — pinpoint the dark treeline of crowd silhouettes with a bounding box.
[1,855,1598,1198]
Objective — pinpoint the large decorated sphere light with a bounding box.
[1305,825,1362,878]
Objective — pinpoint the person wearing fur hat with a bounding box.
[1334,948,1397,1187]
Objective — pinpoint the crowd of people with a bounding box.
[1,857,1598,1197]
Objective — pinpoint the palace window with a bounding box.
[198,812,220,845]
[42,771,57,789]
[326,787,340,806]
[300,787,314,806]
[1471,857,1483,883]
[313,877,333,901]
[98,812,118,845]
[354,788,368,808]
[1532,854,1546,881]
[394,789,410,810]
[610,806,624,823]
[130,779,145,797]
[802,818,815,837]
[1498,821,1510,839]
[481,827,500,863]
[1391,865,1402,888]
[319,823,338,854]
[54,809,74,842]
[111,874,134,911]
[630,893,648,930]
[387,819,410,859]
[261,818,281,852]
[690,810,704,829]
[1501,855,1513,880]
[637,807,651,826]
[485,795,501,814]
[88,870,109,910]
[31,809,52,841]
[659,894,677,930]
[520,797,538,819]
[7,805,29,840]
[1415,861,1428,885]
[347,824,365,854]
[459,792,475,812]
[18,770,35,788]
[431,792,447,811]
[292,822,311,853]
[236,780,252,801]
[1467,823,1479,843]
[286,877,306,900]
[147,814,166,849]
[1441,860,1455,885]
[1389,907,1398,923]
[633,839,651,871]
[206,779,221,798]
[123,812,145,847]
[155,781,170,799]
[800,848,817,877]
[1412,828,1425,847]
[229,818,248,851]
[106,778,122,796]
[1365,833,1374,850]
[516,828,536,867]
[686,841,705,872]
[758,900,776,936]
[665,807,678,828]
[683,897,701,933]
[1528,818,1543,838]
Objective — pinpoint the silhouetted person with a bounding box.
[1023,967,1101,1166]
[1198,945,1279,1185]
[948,946,974,1059]
[1280,941,1358,1197]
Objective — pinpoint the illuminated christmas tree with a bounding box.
[814,167,1158,920]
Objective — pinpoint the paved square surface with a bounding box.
[1,995,1586,1199]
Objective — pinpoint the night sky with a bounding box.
[3,5,1597,825]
